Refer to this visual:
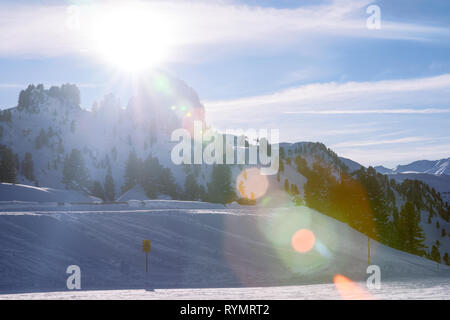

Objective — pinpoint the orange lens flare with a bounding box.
[333,274,371,300]
[236,168,269,200]
[291,229,315,253]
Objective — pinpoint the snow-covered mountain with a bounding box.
[375,158,450,175]
[0,72,207,197]
[373,165,393,175]
[275,143,449,263]
[339,157,364,173]
[0,73,448,267]
[374,159,450,205]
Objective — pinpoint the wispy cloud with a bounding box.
[76,83,105,89]
[205,74,450,122]
[332,136,430,148]
[0,84,25,89]
[0,82,104,90]
[284,108,450,115]
[204,74,450,167]
[0,0,448,59]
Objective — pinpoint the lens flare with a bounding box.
[236,168,269,200]
[153,75,172,95]
[182,107,205,138]
[333,274,371,300]
[291,229,315,253]
[315,240,332,258]
[257,206,338,274]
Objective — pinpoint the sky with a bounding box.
[0,0,449,168]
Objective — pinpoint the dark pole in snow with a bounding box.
[142,240,151,273]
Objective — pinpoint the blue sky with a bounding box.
[0,0,449,167]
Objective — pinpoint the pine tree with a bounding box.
[207,164,235,204]
[363,167,390,243]
[0,110,11,122]
[430,244,441,263]
[18,85,33,111]
[443,252,449,266]
[60,83,80,106]
[304,162,337,217]
[91,180,105,200]
[397,202,426,255]
[35,128,48,149]
[184,173,200,200]
[199,185,208,202]
[0,145,17,183]
[62,149,89,189]
[123,150,141,192]
[279,147,285,159]
[21,152,34,181]
[104,167,115,201]
[140,155,160,198]
[159,167,178,199]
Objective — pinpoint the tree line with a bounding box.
[123,151,236,204]
[282,153,449,265]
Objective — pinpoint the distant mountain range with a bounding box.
[372,159,450,206]
[375,158,450,176]
[339,157,450,204]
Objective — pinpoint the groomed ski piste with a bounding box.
[0,184,449,300]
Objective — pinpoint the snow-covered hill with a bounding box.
[0,203,448,294]
[0,183,99,203]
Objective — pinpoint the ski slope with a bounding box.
[0,201,448,297]
[0,183,100,203]
[1,277,449,300]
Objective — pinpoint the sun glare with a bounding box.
[91,5,174,72]
[236,168,269,200]
[333,274,372,300]
[291,229,315,253]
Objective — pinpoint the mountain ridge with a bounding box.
[375,158,450,176]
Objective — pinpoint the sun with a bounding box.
[90,5,174,73]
